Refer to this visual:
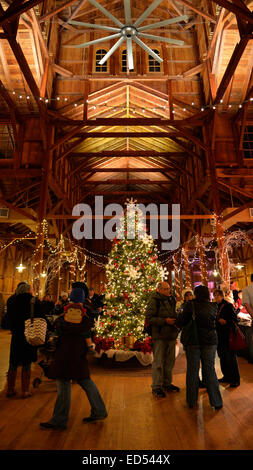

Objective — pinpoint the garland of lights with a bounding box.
[4,89,253,114]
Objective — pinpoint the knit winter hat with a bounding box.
[72,281,89,297]
[182,288,193,298]
[70,287,85,304]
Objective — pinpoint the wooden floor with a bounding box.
[1,329,253,451]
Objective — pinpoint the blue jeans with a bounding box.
[50,378,107,428]
[185,345,222,408]
[152,339,176,390]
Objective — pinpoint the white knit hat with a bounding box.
[182,288,194,298]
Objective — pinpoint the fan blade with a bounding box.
[138,15,189,31]
[134,0,163,28]
[138,32,184,46]
[99,37,125,64]
[68,20,120,32]
[88,0,124,28]
[127,37,134,70]
[133,36,163,63]
[65,33,121,48]
[124,0,131,25]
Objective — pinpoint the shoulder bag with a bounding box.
[181,302,199,346]
[229,321,247,351]
[24,297,47,346]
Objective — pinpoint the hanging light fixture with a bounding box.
[16,262,26,273]
[213,269,219,277]
[41,271,47,278]
[66,0,188,71]
[235,263,244,270]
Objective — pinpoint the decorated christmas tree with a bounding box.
[94,200,167,352]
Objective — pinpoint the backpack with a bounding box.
[144,295,176,337]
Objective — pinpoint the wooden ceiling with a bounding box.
[0,0,252,244]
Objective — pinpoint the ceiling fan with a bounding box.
[67,0,188,71]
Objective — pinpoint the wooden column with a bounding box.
[198,235,208,286]
[33,125,54,296]
[69,247,77,287]
[173,254,181,301]
[203,123,230,287]
[182,245,192,289]
[216,215,230,288]
[83,79,89,122]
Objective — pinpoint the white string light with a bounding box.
[2,86,252,114]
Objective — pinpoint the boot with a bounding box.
[6,369,17,397]
[21,368,32,398]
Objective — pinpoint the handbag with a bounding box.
[24,297,47,346]
[180,302,199,346]
[229,322,247,351]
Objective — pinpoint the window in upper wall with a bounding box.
[95,49,108,72]
[148,49,161,72]
[243,126,253,158]
[122,49,127,72]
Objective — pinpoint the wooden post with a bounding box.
[182,245,192,289]
[173,254,181,301]
[33,125,54,296]
[83,79,89,122]
[216,215,230,288]
[198,235,208,286]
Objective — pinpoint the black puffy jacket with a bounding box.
[175,299,218,346]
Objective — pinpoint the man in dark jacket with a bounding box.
[214,289,240,387]
[145,281,179,398]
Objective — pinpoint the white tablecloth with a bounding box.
[95,343,180,366]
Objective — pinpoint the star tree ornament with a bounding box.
[94,200,166,350]
[68,0,188,71]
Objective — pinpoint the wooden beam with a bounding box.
[176,0,217,22]
[206,7,226,59]
[0,198,37,221]
[214,36,249,104]
[81,179,181,185]
[182,63,204,78]
[53,63,74,77]
[217,179,253,199]
[210,0,253,24]
[0,81,22,122]
[40,0,81,23]
[0,169,42,179]
[69,151,186,158]
[216,168,253,178]
[56,117,206,127]
[76,168,194,172]
[51,124,87,152]
[0,0,44,26]
[222,199,253,222]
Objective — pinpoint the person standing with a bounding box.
[6,283,43,398]
[173,285,222,410]
[213,289,240,388]
[235,290,253,363]
[40,287,107,430]
[145,281,179,398]
[242,274,253,317]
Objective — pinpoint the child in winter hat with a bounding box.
[65,287,95,353]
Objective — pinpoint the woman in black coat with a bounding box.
[169,285,223,410]
[6,283,42,398]
[213,289,240,387]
